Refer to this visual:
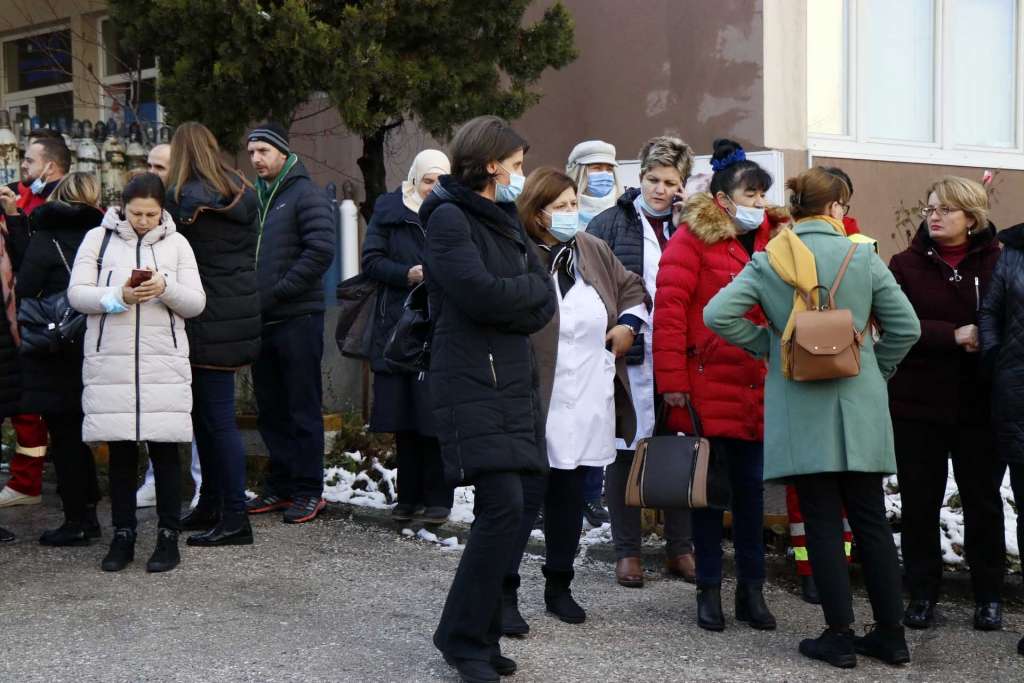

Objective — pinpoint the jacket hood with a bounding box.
[375,188,418,225]
[419,175,523,244]
[277,158,311,190]
[998,223,1024,250]
[28,201,104,235]
[909,220,998,256]
[101,205,177,245]
[680,192,790,245]
[167,180,258,227]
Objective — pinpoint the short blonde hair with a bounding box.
[639,136,694,183]
[49,172,101,207]
[927,176,989,231]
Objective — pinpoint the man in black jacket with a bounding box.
[245,123,335,524]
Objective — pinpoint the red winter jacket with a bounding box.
[653,193,790,440]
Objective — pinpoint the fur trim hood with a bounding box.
[680,192,790,245]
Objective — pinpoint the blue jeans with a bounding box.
[193,368,248,516]
[692,438,766,585]
[253,313,325,499]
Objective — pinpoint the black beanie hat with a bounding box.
[247,122,290,155]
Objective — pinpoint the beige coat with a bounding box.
[531,232,649,446]
[68,207,206,443]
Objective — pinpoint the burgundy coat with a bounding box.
[888,223,1001,427]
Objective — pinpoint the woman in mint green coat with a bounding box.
[704,167,920,670]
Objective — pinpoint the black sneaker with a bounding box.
[0,525,14,543]
[146,528,180,573]
[101,528,136,572]
[582,499,610,527]
[283,496,326,524]
[246,494,291,515]
[799,628,857,669]
[39,521,90,547]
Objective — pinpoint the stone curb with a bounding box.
[320,500,1023,605]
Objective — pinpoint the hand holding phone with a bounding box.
[129,268,153,288]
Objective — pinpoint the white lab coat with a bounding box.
[616,197,668,451]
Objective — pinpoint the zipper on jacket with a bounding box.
[135,239,143,442]
[96,271,113,351]
[168,309,178,348]
[926,249,964,282]
[974,276,981,311]
[488,352,498,388]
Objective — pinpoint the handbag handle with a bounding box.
[655,398,704,438]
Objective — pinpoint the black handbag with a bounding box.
[625,402,729,510]
[334,273,378,360]
[383,282,431,374]
[17,240,85,357]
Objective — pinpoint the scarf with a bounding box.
[537,241,576,297]
[765,215,846,378]
[402,149,450,213]
[578,191,616,228]
[0,223,18,345]
[255,153,298,259]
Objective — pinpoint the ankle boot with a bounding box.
[39,519,90,547]
[502,574,529,636]
[697,583,725,631]
[853,624,910,665]
[187,514,254,547]
[101,528,136,571]
[735,580,777,630]
[146,528,180,573]
[543,566,586,624]
[799,627,856,669]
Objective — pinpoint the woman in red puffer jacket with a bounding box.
[654,139,789,632]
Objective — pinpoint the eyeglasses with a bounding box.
[840,203,851,217]
[919,205,960,219]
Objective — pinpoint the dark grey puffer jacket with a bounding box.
[980,223,1024,464]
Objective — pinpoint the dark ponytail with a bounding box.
[708,138,772,197]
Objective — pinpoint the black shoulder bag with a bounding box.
[383,282,431,375]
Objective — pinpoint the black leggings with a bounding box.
[44,411,99,521]
[108,441,181,531]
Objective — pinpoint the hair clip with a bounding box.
[710,148,747,173]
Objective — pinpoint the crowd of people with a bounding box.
[0,121,335,571]
[1,110,1023,680]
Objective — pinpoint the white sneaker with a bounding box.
[0,485,42,507]
[136,480,157,508]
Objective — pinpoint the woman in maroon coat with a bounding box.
[888,176,1004,632]
[654,140,789,631]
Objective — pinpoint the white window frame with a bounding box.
[96,18,162,127]
[0,23,75,120]
[809,0,1024,170]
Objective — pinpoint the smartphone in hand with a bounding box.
[129,269,153,288]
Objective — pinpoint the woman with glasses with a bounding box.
[888,176,1005,632]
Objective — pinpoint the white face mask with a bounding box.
[726,197,764,233]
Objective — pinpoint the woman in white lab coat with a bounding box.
[586,136,696,588]
[501,168,648,634]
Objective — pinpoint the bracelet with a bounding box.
[616,323,638,337]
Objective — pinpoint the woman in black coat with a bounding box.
[14,173,104,545]
[164,122,261,547]
[362,149,453,525]
[424,116,556,682]
[979,219,1024,657]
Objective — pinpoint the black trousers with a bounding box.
[43,411,99,522]
[395,431,453,509]
[894,420,1006,603]
[605,449,693,559]
[108,441,181,531]
[435,471,529,661]
[793,472,903,628]
[253,314,325,499]
[506,467,586,580]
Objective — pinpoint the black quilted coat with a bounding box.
[420,175,557,485]
[980,223,1024,464]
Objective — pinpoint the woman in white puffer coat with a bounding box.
[69,173,205,574]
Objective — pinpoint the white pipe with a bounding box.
[341,198,359,279]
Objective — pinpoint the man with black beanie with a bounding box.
[245,122,335,524]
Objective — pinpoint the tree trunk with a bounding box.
[357,128,388,224]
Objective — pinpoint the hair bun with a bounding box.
[710,138,746,173]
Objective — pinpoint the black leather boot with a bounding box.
[101,528,136,571]
[187,513,254,547]
[39,520,90,547]
[853,624,910,665]
[697,583,725,631]
[543,567,585,624]
[180,501,220,531]
[146,528,180,573]
[974,602,1003,631]
[799,627,856,669]
[735,580,777,630]
[502,574,529,636]
[903,599,937,629]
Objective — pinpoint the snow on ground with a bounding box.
[323,454,1020,566]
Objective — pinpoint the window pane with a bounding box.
[951,0,1016,148]
[35,91,74,128]
[101,21,155,76]
[861,0,935,142]
[808,0,848,135]
[3,30,72,92]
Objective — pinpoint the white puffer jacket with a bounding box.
[68,207,206,443]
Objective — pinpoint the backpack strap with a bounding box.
[829,243,859,300]
[95,230,113,285]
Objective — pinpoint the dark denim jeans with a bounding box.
[193,368,248,516]
[581,465,604,503]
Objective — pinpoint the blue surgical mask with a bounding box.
[731,200,765,232]
[29,175,47,195]
[586,171,615,198]
[637,192,672,218]
[545,210,580,243]
[495,162,525,203]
